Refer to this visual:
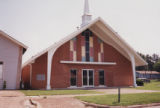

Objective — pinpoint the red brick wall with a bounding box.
[103,41,133,86]
[22,65,30,86]
[93,35,99,62]
[77,69,82,87]
[31,53,48,89]
[77,34,82,61]
[23,30,133,89]
[51,41,70,88]
[50,32,133,88]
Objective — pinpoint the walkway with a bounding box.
[0,89,160,108]
[0,90,25,108]
[92,88,159,94]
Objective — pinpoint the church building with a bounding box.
[22,0,147,90]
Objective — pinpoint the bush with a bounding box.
[3,81,6,89]
[144,79,150,83]
[20,81,24,90]
[24,82,31,90]
[154,62,160,72]
[136,79,144,86]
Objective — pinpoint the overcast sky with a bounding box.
[0,0,160,63]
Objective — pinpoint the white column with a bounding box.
[130,54,137,87]
[46,49,55,90]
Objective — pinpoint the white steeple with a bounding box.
[81,0,92,27]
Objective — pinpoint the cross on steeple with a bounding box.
[81,0,92,27]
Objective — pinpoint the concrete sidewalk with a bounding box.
[0,90,25,108]
[92,88,160,94]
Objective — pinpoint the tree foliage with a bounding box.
[136,53,160,72]
[154,62,160,72]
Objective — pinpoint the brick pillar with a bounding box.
[94,70,99,86]
[77,35,82,61]
[77,69,82,87]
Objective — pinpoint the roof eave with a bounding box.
[97,18,147,66]
[0,30,28,51]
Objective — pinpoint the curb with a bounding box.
[81,101,160,108]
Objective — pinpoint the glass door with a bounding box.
[83,70,88,86]
[83,69,94,87]
[89,70,94,86]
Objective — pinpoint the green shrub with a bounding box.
[3,80,6,89]
[154,62,160,72]
[136,79,144,86]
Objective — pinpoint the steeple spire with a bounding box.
[81,0,92,27]
[84,0,90,14]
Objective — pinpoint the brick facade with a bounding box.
[22,31,133,89]
[21,65,30,88]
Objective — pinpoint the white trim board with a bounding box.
[60,61,116,65]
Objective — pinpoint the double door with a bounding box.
[82,69,94,87]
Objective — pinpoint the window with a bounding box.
[36,74,45,81]
[82,29,93,61]
[82,69,94,86]
[99,70,105,85]
[70,69,77,86]
[85,32,90,61]
[0,62,3,79]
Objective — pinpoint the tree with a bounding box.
[152,54,159,63]
[154,62,160,72]
[136,52,146,71]
[136,52,160,71]
[146,54,154,71]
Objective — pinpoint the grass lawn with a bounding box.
[76,92,160,106]
[20,90,101,96]
[136,80,160,91]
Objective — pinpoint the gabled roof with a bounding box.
[23,17,147,67]
[0,30,28,53]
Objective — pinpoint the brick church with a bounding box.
[22,0,147,90]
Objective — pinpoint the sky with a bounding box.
[0,0,160,63]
